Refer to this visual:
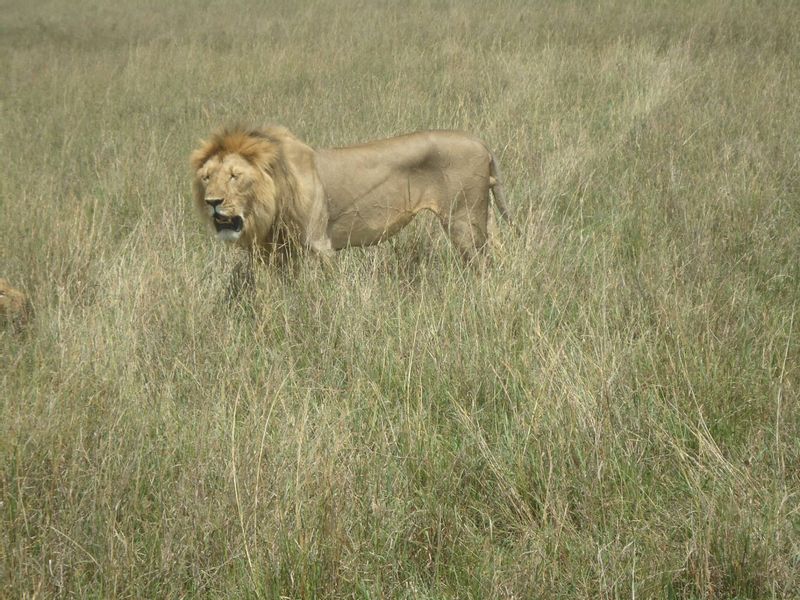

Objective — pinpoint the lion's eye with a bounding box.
[201,174,210,183]
[230,172,239,180]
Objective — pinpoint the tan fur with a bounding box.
[190,126,512,263]
[0,278,31,331]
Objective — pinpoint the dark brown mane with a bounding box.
[189,126,281,171]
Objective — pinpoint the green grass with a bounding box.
[2,1,799,597]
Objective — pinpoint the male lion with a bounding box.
[190,126,513,267]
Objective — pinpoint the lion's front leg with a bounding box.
[226,250,256,303]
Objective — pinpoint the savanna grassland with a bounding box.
[1,1,799,598]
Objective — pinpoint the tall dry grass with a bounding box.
[2,1,799,598]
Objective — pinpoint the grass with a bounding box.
[1,0,799,597]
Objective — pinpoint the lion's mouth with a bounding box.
[213,214,244,233]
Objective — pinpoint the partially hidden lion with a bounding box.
[190,126,513,267]
[0,278,31,331]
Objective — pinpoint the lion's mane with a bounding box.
[190,126,316,250]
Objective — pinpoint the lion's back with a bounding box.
[315,131,492,201]
[320,130,489,171]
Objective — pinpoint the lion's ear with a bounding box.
[190,143,210,171]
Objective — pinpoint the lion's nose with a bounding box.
[205,198,223,208]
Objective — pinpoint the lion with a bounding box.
[190,126,513,269]
[0,278,31,331]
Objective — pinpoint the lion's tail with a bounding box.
[488,152,517,230]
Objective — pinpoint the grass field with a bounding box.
[2,1,799,597]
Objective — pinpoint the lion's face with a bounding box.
[194,152,277,245]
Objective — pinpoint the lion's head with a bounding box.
[0,278,31,331]
[190,126,297,248]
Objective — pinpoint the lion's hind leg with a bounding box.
[439,201,490,265]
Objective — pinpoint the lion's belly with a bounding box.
[326,202,420,249]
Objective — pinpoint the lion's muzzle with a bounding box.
[213,213,244,234]
[204,197,244,236]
